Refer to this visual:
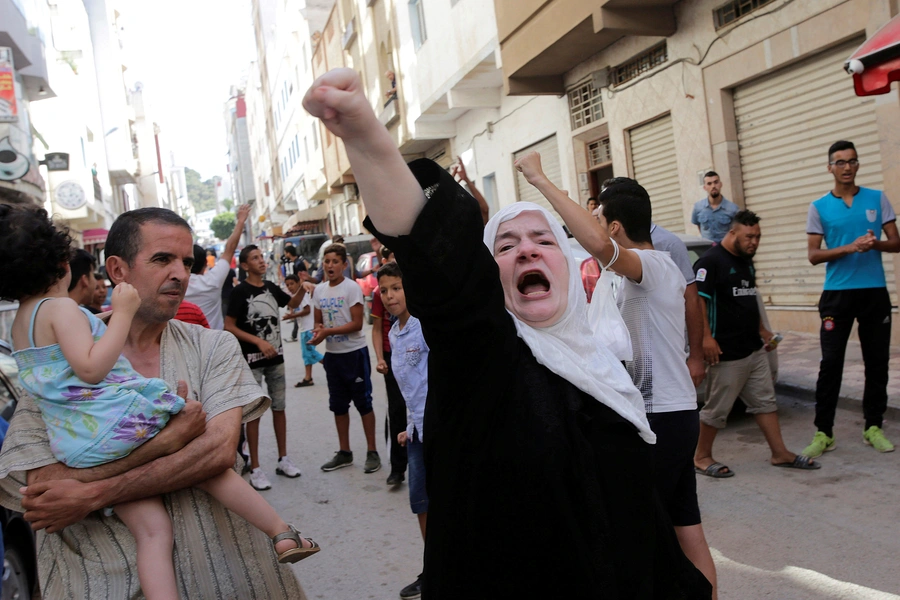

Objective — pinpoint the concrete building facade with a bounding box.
[494,0,900,338]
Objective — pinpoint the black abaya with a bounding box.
[367,160,710,599]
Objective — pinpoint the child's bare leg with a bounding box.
[305,364,313,380]
[115,497,178,600]
[195,469,314,554]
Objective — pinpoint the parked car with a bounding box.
[355,252,380,324]
[275,233,328,273]
[0,339,39,600]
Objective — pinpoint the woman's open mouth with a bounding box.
[517,271,550,297]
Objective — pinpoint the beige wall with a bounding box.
[558,0,900,338]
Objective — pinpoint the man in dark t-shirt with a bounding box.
[692,210,819,478]
[225,244,306,491]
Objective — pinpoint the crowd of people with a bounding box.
[0,66,895,600]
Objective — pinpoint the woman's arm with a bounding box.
[303,69,425,236]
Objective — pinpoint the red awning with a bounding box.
[845,14,900,96]
[82,228,109,245]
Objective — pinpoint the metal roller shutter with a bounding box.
[514,135,563,223]
[734,40,894,307]
[629,114,684,233]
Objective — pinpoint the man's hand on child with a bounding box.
[157,397,207,455]
[376,360,389,375]
[397,431,408,447]
[110,282,142,316]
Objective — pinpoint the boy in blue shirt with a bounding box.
[804,140,900,456]
[378,262,428,600]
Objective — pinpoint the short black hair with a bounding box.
[68,249,97,292]
[332,235,345,245]
[0,205,74,301]
[285,274,300,283]
[284,244,297,258]
[106,208,192,266]
[207,247,217,258]
[600,177,636,193]
[322,243,347,262]
[238,244,259,266]
[598,181,653,244]
[828,140,856,161]
[731,210,761,228]
[380,246,392,261]
[704,171,719,180]
[376,261,403,281]
[191,244,207,274]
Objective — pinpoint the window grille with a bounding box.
[612,43,668,87]
[713,0,775,29]
[567,81,604,130]
[588,138,611,168]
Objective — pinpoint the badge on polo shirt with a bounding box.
[867,209,877,223]
[696,268,707,282]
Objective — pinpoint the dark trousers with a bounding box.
[383,351,408,474]
[814,288,892,434]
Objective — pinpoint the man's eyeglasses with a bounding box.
[829,159,859,168]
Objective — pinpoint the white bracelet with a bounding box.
[601,238,620,270]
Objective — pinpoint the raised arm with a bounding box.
[220,204,252,265]
[303,69,424,236]
[514,152,643,282]
[451,157,490,225]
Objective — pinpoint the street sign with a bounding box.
[42,152,70,171]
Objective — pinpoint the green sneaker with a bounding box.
[802,431,836,458]
[863,426,895,453]
[321,451,353,472]
[363,451,381,474]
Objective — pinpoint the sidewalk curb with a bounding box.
[775,382,900,422]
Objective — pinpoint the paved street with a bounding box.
[253,326,900,600]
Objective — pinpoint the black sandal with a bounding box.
[294,379,314,388]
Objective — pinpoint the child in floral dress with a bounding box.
[0,206,318,600]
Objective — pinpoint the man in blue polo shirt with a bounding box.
[691,171,739,243]
[804,140,900,457]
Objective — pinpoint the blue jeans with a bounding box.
[407,431,428,514]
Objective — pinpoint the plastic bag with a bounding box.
[587,268,633,362]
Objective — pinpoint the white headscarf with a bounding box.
[483,203,655,444]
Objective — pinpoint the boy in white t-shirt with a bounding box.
[282,274,323,387]
[515,154,718,599]
[309,244,381,474]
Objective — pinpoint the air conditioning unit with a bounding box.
[343,184,358,202]
[591,67,610,90]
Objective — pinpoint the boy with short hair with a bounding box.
[378,262,428,600]
[225,244,306,491]
[372,248,408,486]
[310,244,381,473]
[282,274,323,387]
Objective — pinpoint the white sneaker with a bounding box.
[249,468,272,490]
[276,456,302,478]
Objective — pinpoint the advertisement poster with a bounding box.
[0,48,17,123]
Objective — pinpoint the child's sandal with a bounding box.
[273,524,321,564]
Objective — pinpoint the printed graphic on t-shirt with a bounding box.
[620,296,654,411]
[241,289,284,365]
[319,295,350,344]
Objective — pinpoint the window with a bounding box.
[713,0,775,29]
[567,81,604,130]
[612,43,668,86]
[587,138,611,168]
[303,136,308,163]
[409,0,427,49]
[312,124,318,150]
